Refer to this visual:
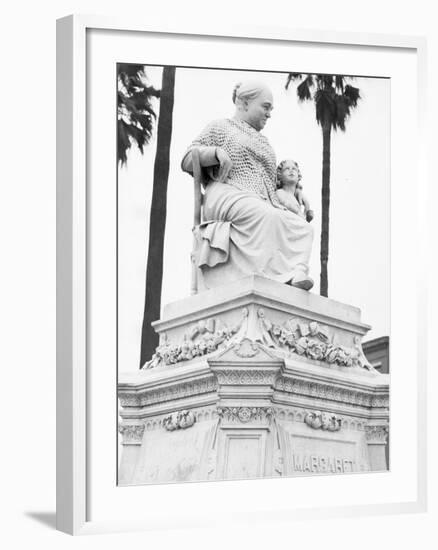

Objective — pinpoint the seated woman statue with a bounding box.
[181,80,314,291]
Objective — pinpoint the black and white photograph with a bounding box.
[1,0,434,542]
[117,63,390,485]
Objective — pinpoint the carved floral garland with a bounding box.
[163,410,196,431]
[258,309,371,369]
[304,410,341,431]
[143,308,372,370]
[143,310,249,369]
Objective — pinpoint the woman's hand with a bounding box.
[215,148,233,182]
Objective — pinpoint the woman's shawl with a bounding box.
[183,118,282,208]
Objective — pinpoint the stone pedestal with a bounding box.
[118,276,389,485]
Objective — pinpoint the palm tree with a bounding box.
[117,64,176,368]
[285,74,360,297]
[117,64,160,165]
[139,66,176,368]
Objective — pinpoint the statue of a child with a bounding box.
[276,160,314,223]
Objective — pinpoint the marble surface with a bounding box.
[119,277,389,485]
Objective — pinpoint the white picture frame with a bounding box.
[56,14,427,535]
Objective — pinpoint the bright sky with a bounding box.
[118,66,390,373]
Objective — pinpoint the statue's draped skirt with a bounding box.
[196,181,314,290]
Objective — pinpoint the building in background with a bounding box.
[363,336,389,374]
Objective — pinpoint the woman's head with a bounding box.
[277,159,302,188]
[233,80,274,131]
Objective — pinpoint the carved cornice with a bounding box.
[365,425,389,444]
[275,376,389,409]
[119,374,388,413]
[119,372,388,418]
[119,376,217,407]
[370,394,390,408]
[163,410,196,431]
[118,423,145,444]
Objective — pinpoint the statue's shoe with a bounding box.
[289,272,314,291]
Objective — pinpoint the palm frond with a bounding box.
[344,84,361,107]
[332,95,351,131]
[322,75,334,89]
[117,64,160,165]
[117,119,131,165]
[314,88,336,127]
[297,80,312,101]
[304,74,314,89]
[285,72,303,90]
[315,75,326,89]
[335,75,345,93]
[286,72,361,131]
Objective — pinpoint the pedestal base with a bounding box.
[118,276,389,485]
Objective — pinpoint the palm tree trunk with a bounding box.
[139,66,176,368]
[320,123,331,297]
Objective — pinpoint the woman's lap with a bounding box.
[200,182,313,287]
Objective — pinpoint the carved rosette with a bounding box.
[217,406,274,424]
[304,411,342,432]
[365,425,389,444]
[119,424,145,444]
[163,409,196,431]
[233,339,260,358]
